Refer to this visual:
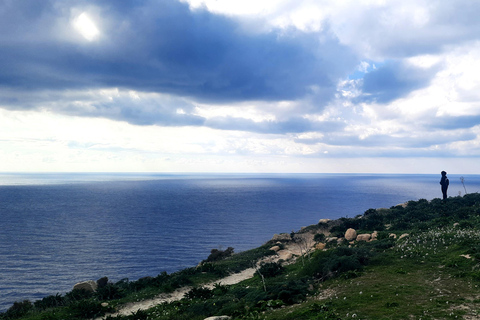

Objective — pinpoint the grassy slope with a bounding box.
[3,193,480,320]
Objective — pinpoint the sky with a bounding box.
[1,0,479,174]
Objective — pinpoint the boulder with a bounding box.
[399,233,409,240]
[73,280,97,292]
[315,243,326,250]
[344,228,357,241]
[326,237,338,243]
[319,219,331,224]
[97,277,109,289]
[204,316,231,320]
[371,231,378,241]
[271,233,291,241]
[270,245,281,252]
[389,233,397,239]
[277,250,293,261]
[356,234,371,242]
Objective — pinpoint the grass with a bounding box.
[3,193,480,320]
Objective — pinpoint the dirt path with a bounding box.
[96,239,310,319]
[97,267,258,319]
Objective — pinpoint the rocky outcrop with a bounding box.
[73,280,97,292]
[277,250,293,261]
[319,219,331,224]
[345,228,357,241]
[356,234,371,242]
[271,233,292,241]
[315,243,326,250]
[269,245,281,252]
[326,237,338,243]
[97,277,108,289]
[204,316,231,320]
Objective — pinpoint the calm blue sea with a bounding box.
[1,173,479,311]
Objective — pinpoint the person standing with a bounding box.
[440,171,449,200]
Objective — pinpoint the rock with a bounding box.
[326,237,338,243]
[356,234,371,242]
[344,228,357,241]
[271,233,291,241]
[399,233,409,239]
[277,250,293,261]
[73,280,97,292]
[101,302,109,307]
[319,219,331,224]
[315,243,326,250]
[204,316,231,320]
[389,233,397,239]
[453,223,459,227]
[371,231,378,241]
[97,277,109,289]
[270,245,281,252]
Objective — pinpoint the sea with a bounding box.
[1,172,479,312]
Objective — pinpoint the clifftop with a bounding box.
[3,193,480,320]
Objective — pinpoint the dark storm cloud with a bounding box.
[0,0,356,104]
[355,62,439,104]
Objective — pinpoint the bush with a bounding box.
[256,262,285,278]
[272,280,309,304]
[4,300,33,319]
[65,289,93,303]
[68,299,106,319]
[34,294,66,310]
[302,247,371,280]
[96,283,125,300]
[185,287,213,300]
[314,233,326,243]
[205,247,234,262]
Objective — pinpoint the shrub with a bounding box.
[68,299,106,319]
[205,247,234,262]
[4,300,33,319]
[65,289,93,303]
[256,262,285,278]
[302,247,371,280]
[185,287,213,300]
[34,294,66,310]
[96,283,125,300]
[314,233,326,243]
[272,280,309,304]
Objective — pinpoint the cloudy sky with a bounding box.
[1,0,479,173]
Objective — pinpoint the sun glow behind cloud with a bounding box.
[72,12,100,41]
[1,0,480,173]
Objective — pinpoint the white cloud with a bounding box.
[1,0,480,173]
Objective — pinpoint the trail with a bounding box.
[96,238,310,319]
[100,267,257,319]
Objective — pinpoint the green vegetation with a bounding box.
[3,193,480,320]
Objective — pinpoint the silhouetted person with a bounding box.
[440,171,449,200]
